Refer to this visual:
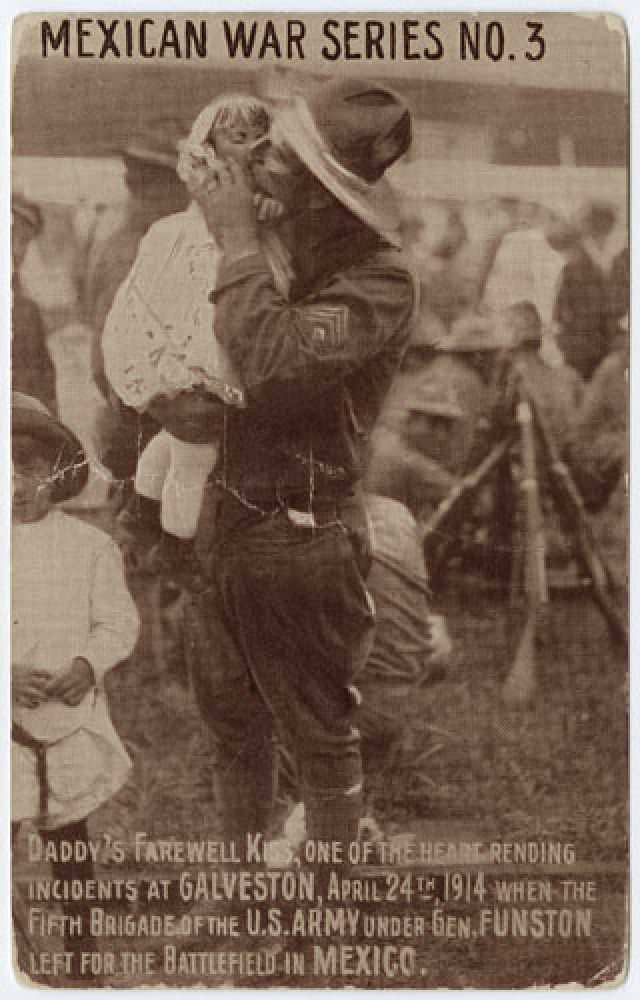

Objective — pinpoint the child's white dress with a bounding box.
[102,202,241,538]
[103,201,244,410]
[103,201,292,539]
[12,510,140,828]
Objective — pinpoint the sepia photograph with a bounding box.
[8,11,629,989]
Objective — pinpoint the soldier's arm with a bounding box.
[213,250,416,414]
[405,452,459,513]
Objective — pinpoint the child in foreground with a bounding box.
[12,392,140,983]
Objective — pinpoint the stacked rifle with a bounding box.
[421,359,627,706]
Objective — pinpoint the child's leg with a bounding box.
[134,429,173,501]
[116,431,174,547]
[161,436,218,540]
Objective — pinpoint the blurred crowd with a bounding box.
[12,130,628,533]
[367,192,628,536]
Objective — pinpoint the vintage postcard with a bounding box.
[10,11,628,989]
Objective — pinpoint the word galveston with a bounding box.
[40,17,547,63]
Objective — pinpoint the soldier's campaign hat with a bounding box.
[272,79,412,246]
[12,192,43,233]
[442,314,508,353]
[12,392,89,502]
[408,382,464,420]
[505,300,543,346]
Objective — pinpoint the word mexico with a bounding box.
[40,17,547,63]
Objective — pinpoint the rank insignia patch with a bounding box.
[304,305,349,351]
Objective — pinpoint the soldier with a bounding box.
[272,491,452,846]
[370,308,444,435]
[554,200,620,380]
[421,322,505,470]
[356,494,451,792]
[508,300,583,450]
[420,324,511,582]
[365,382,463,519]
[500,301,585,576]
[173,79,416,856]
[566,346,627,515]
[565,240,628,512]
[11,193,56,413]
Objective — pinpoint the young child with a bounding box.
[102,95,290,573]
[12,392,140,982]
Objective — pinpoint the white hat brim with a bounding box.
[276,98,402,248]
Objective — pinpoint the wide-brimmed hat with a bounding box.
[273,79,412,247]
[12,392,88,502]
[408,382,463,420]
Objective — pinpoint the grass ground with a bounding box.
[14,480,628,988]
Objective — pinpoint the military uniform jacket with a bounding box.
[212,229,417,504]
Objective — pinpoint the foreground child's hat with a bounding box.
[273,79,412,247]
[12,192,43,234]
[12,392,89,501]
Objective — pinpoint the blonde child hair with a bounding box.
[176,94,271,188]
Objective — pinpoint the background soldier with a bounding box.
[365,383,463,518]
[11,193,57,413]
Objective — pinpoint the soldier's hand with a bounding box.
[198,160,259,257]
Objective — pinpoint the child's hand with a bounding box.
[12,669,51,709]
[46,658,95,705]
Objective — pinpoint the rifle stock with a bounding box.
[503,385,547,706]
[529,390,628,648]
[421,438,512,551]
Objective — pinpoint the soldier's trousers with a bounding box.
[188,503,375,856]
